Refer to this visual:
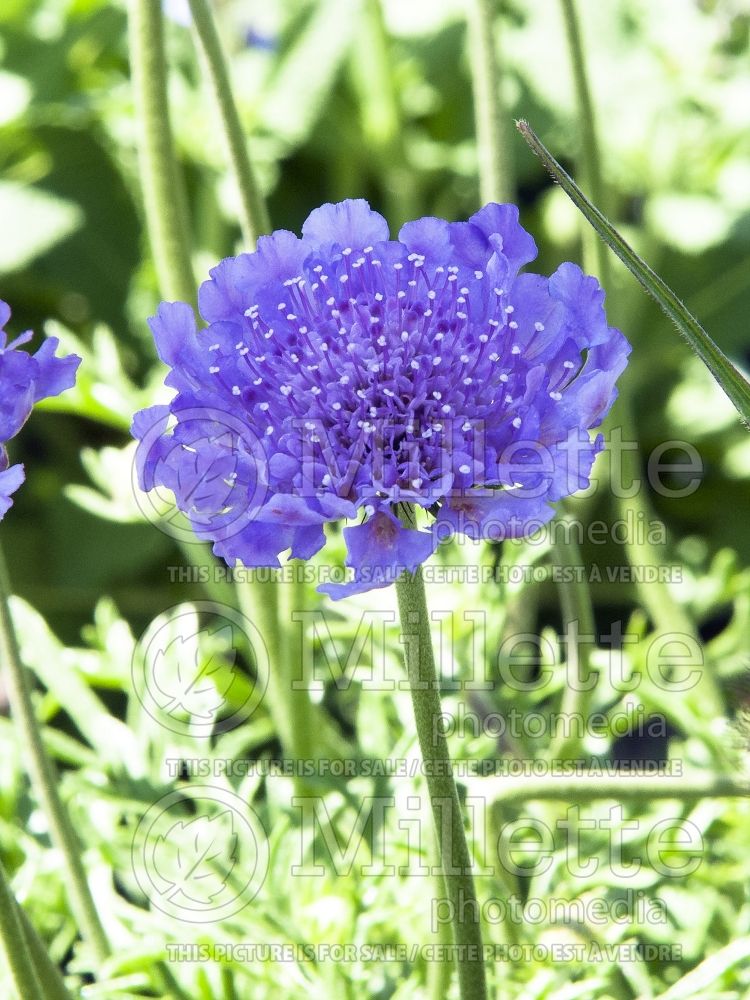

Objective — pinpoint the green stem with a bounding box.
[17,906,73,1000]
[395,566,487,1000]
[427,864,455,1000]
[0,545,110,965]
[468,0,513,204]
[236,571,316,781]
[555,7,724,713]
[516,119,750,426]
[352,0,419,226]
[279,564,316,764]
[129,0,195,303]
[187,0,270,246]
[0,859,44,1000]
[236,575,284,741]
[474,771,750,804]
[548,519,596,759]
[559,0,608,280]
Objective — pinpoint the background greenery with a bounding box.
[0,0,749,997]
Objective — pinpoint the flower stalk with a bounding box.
[549,518,596,759]
[237,570,317,781]
[468,0,514,204]
[559,0,608,281]
[395,562,487,1000]
[16,905,73,1000]
[128,0,195,304]
[187,0,270,246]
[0,544,110,965]
[0,859,45,1000]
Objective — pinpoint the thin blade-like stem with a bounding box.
[0,860,45,1000]
[187,0,270,246]
[17,905,73,1000]
[129,0,195,303]
[516,119,750,426]
[555,0,724,713]
[395,565,487,1000]
[0,544,110,965]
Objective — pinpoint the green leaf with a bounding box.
[259,0,362,151]
[516,120,750,428]
[0,181,82,273]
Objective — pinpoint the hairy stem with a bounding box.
[187,0,270,246]
[0,545,110,965]
[559,0,608,280]
[0,860,45,1000]
[17,905,73,1000]
[396,565,487,1000]
[549,519,597,758]
[236,571,318,786]
[469,0,513,204]
[129,0,195,303]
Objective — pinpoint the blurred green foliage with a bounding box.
[0,0,749,997]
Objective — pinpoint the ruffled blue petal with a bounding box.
[148,301,201,372]
[0,351,35,441]
[212,520,295,568]
[0,459,24,519]
[548,262,609,348]
[398,216,453,263]
[131,404,171,491]
[319,511,438,599]
[450,203,537,278]
[31,338,81,402]
[199,230,312,323]
[436,490,554,542]
[302,199,389,250]
[0,301,10,338]
[289,524,326,560]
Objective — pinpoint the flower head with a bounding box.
[0,300,81,519]
[133,200,630,597]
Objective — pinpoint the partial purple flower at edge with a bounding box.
[0,300,81,520]
[132,199,630,598]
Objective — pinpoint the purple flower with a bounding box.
[132,200,630,598]
[0,300,81,520]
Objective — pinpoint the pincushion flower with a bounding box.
[132,200,630,598]
[0,301,81,520]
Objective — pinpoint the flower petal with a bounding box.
[436,490,554,542]
[302,199,389,250]
[199,230,312,323]
[0,462,25,519]
[319,510,438,599]
[31,337,81,402]
[398,216,453,262]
